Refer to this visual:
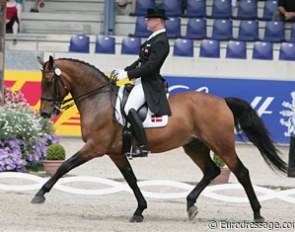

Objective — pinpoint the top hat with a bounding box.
[145,8,168,20]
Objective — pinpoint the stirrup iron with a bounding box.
[124,145,149,159]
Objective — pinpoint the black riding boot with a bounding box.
[127,109,148,157]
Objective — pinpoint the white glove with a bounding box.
[111,69,128,81]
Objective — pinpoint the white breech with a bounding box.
[124,78,145,115]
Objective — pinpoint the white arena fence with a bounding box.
[0,172,295,203]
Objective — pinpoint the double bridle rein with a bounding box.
[40,66,113,114]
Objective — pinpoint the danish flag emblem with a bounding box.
[151,115,163,123]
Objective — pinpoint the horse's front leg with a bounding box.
[31,152,87,204]
[110,155,147,222]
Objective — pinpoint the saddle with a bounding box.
[114,84,169,157]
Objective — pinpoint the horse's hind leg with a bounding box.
[215,138,264,222]
[31,152,87,204]
[183,139,220,220]
[110,155,147,223]
[226,156,265,222]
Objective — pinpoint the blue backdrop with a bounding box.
[165,76,295,144]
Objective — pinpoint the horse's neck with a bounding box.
[69,70,107,99]
[60,61,115,120]
[69,72,113,116]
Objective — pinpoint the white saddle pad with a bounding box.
[115,86,168,128]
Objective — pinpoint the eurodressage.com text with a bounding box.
[207,220,295,230]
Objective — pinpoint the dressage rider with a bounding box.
[112,8,172,158]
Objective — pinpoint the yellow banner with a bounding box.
[4,71,131,136]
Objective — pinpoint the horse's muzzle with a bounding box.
[40,110,52,119]
[40,107,61,118]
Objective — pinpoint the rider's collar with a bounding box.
[147,29,166,41]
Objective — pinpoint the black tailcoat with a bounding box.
[125,32,172,116]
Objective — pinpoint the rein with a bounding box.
[41,67,114,112]
[61,82,113,111]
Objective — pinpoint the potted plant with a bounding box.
[212,153,231,184]
[43,144,66,176]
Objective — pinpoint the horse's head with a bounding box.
[38,56,70,118]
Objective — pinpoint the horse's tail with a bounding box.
[225,97,287,174]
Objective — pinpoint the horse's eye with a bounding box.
[42,80,53,89]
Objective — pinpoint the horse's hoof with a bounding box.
[31,195,46,204]
[254,215,265,223]
[130,215,144,222]
[187,205,198,220]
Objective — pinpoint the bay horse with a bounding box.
[32,56,287,223]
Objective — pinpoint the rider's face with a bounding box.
[145,18,160,32]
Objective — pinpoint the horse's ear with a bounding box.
[49,55,54,67]
[48,56,54,68]
[37,56,44,66]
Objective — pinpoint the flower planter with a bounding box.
[43,160,64,176]
[0,86,59,172]
[213,168,231,184]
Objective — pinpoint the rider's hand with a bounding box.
[111,69,128,81]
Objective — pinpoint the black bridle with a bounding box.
[40,66,113,114]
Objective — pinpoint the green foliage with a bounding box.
[0,104,55,144]
[213,153,226,168]
[46,144,66,160]
[39,116,56,135]
[26,162,45,173]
